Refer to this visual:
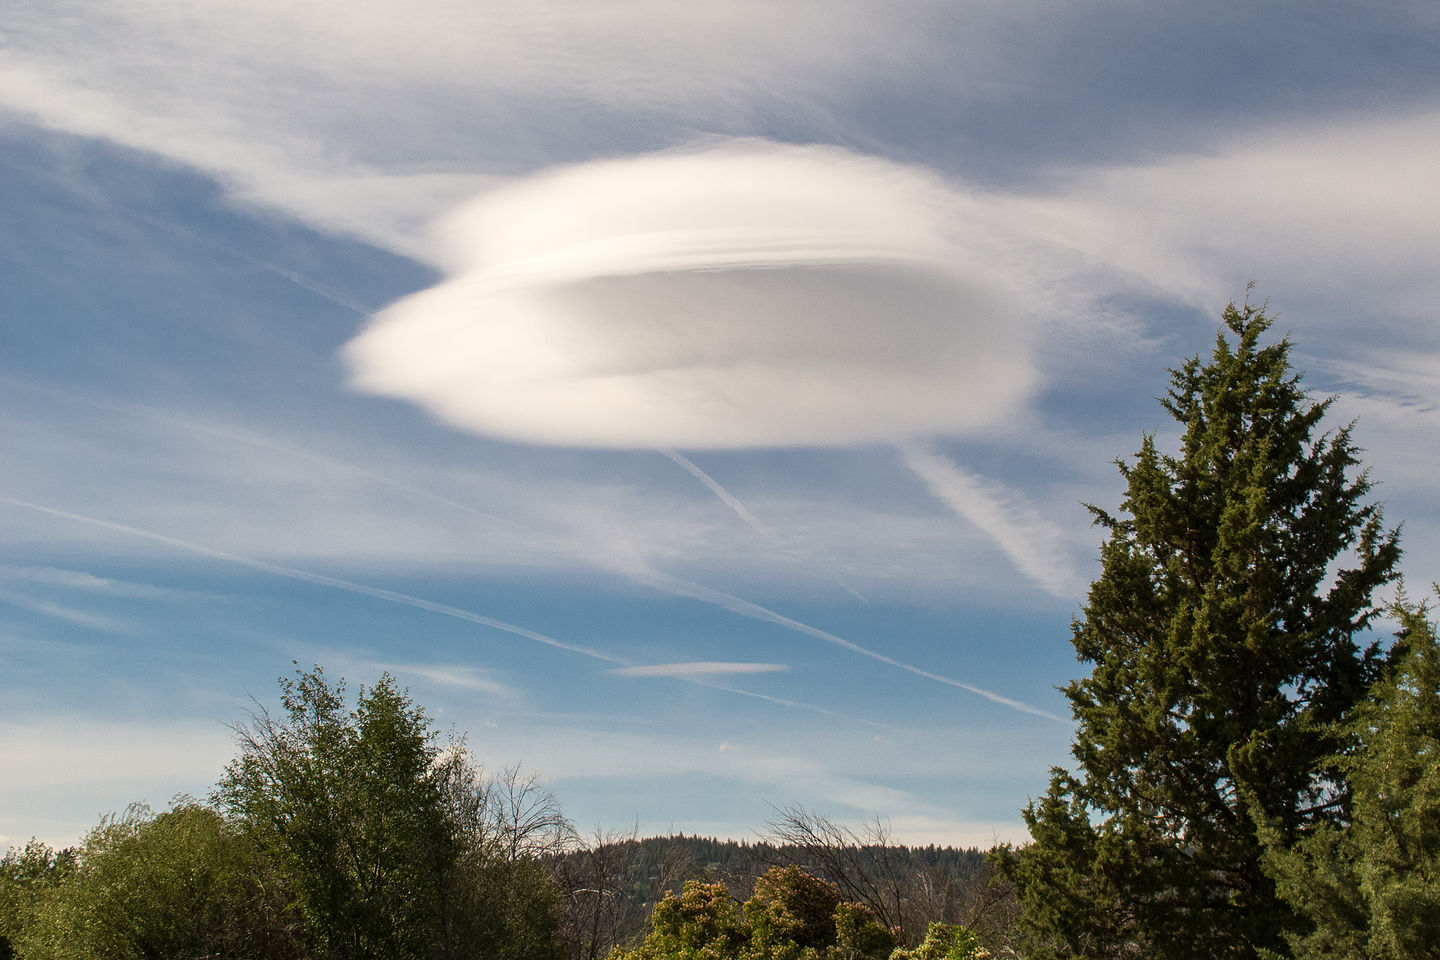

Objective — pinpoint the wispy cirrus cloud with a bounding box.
[375,663,521,699]
[0,496,921,727]
[0,586,128,633]
[0,0,985,256]
[0,564,209,602]
[1003,110,1440,326]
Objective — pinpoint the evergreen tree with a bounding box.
[1002,300,1401,958]
[1262,588,1440,959]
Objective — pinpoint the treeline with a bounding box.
[1,667,572,960]
[546,829,1010,956]
[0,665,1015,960]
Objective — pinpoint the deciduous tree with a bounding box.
[215,664,565,960]
[8,802,302,960]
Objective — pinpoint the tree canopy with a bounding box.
[1262,588,1440,959]
[2,665,568,960]
[610,866,903,960]
[1002,299,1402,959]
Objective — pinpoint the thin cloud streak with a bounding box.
[685,678,896,731]
[657,448,870,604]
[626,565,1066,722]
[899,443,1085,600]
[0,586,128,634]
[378,662,518,698]
[0,496,889,728]
[0,495,624,664]
[609,661,789,678]
[3,383,555,546]
[0,564,201,602]
[658,449,777,542]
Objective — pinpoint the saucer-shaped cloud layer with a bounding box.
[345,142,1032,449]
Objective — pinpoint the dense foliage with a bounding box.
[1261,590,1440,959]
[1,666,567,960]
[609,866,998,960]
[609,866,899,960]
[1000,300,1403,958]
[548,831,1001,958]
[9,803,301,960]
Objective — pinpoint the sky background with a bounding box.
[4,1,1440,852]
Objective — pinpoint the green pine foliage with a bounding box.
[1001,300,1401,959]
[1262,588,1440,959]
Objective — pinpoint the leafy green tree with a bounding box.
[216,666,449,959]
[887,923,984,960]
[1261,588,1440,958]
[0,840,76,960]
[9,801,302,960]
[215,664,565,960]
[1001,300,1401,958]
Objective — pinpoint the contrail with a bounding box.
[1,381,543,541]
[0,496,618,663]
[125,208,376,316]
[657,448,777,541]
[899,442,1085,600]
[623,564,1067,722]
[5,396,1046,718]
[683,678,895,730]
[657,448,870,604]
[0,495,885,727]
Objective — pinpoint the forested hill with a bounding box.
[545,833,1006,953]
[552,833,990,891]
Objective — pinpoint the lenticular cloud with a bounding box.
[344,140,1033,448]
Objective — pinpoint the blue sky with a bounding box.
[3,1,1440,852]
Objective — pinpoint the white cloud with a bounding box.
[1006,110,1440,325]
[608,662,790,678]
[0,0,976,256]
[374,663,521,699]
[345,141,1034,448]
[0,586,128,633]
[0,564,206,602]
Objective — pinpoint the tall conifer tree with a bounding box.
[1262,589,1440,959]
[1005,300,1400,959]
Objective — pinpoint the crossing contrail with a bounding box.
[656,448,870,604]
[0,495,889,727]
[657,448,778,542]
[622,563,1067,722]
[0,495,618,663]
